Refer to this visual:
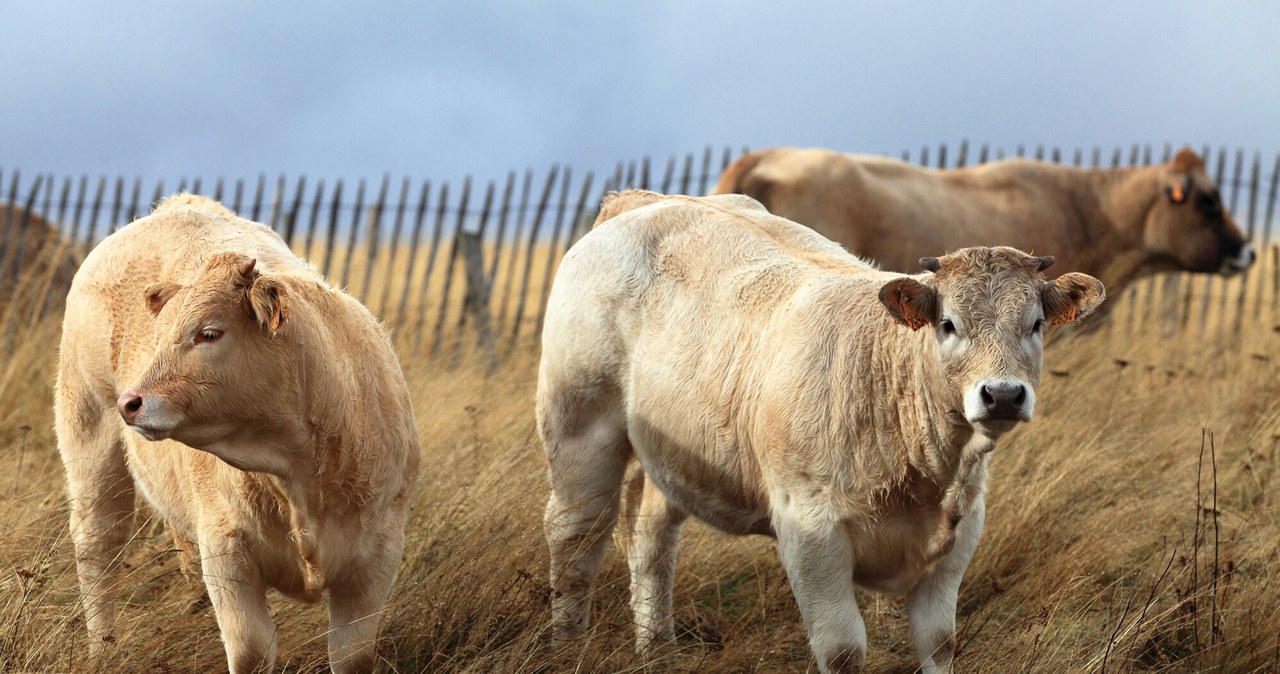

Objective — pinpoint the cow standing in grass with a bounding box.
[55,194,420,674]
[714,147,1252,298]
[537,191,1104,674]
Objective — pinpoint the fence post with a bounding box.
[283,175,306,249]
[392,179,431,332]
[510,166,559,347]
[339,178,367,290]
[457,180,496,365]
[375,176,411,318]
[359,174,390,303]
[431,176,471,357]
[496,170,533,338]
[303,179,325,264]
[321,180,344,278]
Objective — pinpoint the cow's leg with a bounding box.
[906,492,986,674]
[55,382,135,655]
[541,402,630,642]
[325,536,404,674]
[619,468,687,654]
[200,528,276,674]
[774,513,864,674]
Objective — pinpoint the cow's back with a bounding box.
[718,149,1087,273]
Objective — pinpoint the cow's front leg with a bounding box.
[200,529,276,674]
[325,535,404,674]
[774,511,864,674]
[906,491,986,674]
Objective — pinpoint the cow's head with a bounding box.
[1147,148,1253,275]
[117,253,298,466]
[879,246,1105,438]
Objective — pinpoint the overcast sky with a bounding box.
[3,1,1278,192]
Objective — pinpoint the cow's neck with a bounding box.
[1075,166,1164,290]
[267,279,410,594]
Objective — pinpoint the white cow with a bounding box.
[537,190,1104,673]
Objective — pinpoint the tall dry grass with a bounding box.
[2,248,1280,672]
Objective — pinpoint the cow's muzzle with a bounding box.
[117,388,177,441]
[1219,242,1255,276]
[965,379,1035,434]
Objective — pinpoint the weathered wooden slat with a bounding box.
[410,182,452,353]
[455,179,496,362]
[283,175,306,249]
[321,180,344,278]
[496,170,532,337]
[392,179,431,330]
[431,177,471,356]
[375,176,411,319]
[339,179,367,290]
[511,166,559,345]
[359,174,390,303]
[303,179,325,264]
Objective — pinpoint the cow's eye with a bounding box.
[1032,318,1045,335]
[194,329,223,345]
[940,319,956,335]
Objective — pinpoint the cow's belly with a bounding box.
[627,414,771,537]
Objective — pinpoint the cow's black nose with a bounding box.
[980,382,1026,419]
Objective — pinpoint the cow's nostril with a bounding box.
[1013,387,1026,406]
[117,390,144,423]
[980,386,994,406]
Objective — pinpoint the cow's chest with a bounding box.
[847,466,986,594]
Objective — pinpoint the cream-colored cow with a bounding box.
[537,190,1104,674]
[55,194,419,674]
[714,147,1252,298]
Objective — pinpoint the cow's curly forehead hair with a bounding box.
[931,247,1045,325]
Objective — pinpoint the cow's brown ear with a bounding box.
[144,282,181,317]
[1042,272,1105,325]
[247,275,287,334]
[879,277,936,330]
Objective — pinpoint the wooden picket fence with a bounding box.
[2,142,1278,362]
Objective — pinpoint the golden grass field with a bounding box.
[2,238,1280,673]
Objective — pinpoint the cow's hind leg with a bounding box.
[199,529,276,674]
[55,381,136,655]
[540,391,630,642]
[774,510,864,674]
[619,467,687,654]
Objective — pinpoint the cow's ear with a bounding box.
[879,277,936,330]
[1042,272,1105,325]
[247,275,287,334]
[144,282,181,317]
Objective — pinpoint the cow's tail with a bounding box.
[710,150,766,196]
[593,189,667,228]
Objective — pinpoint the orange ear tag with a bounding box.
[1171,184,1184,203]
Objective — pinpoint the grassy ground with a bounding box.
[2,248,1279,672]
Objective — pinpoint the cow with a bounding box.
[712,147,1252,299]
[536,190,1104,674]
[54,194,420,674]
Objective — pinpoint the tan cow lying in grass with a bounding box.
[537,191,1104,674]
[714,147,1252,298]
[55,194,420,674]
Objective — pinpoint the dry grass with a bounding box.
[2,251,1280,672]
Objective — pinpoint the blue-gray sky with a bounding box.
[3,1,1278,189]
